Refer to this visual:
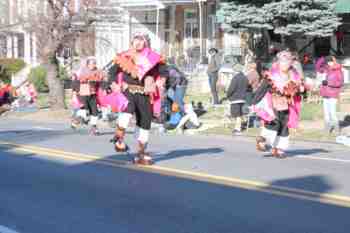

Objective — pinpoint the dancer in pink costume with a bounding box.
[252,50,306,158]
[108,32,168,165]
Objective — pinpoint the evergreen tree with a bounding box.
[218,0,341,37]
[218,0,274,32]
[268,0,341,37]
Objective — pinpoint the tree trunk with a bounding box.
[285,35,297,51]
[43,61,66,110]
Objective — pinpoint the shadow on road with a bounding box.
[286,148,330,157]
[0,129,81,143]
[269,175,334,194]
[152,148,224,162]
[101,147,224,164]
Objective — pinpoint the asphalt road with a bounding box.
[1,118,350,233]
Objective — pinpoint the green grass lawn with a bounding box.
[36,91,72,109]
[300,102,323,121]
[188,95,338,141]
[36,93,49,109]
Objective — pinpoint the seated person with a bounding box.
[11,81,38,112]
[192,101,206,117]
[164,102,202,132]
[0,81,9,103]
[164,102,183,130]
[0,81,15,115]
[176,103,202,131]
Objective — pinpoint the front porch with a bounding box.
[98,0,221,69]
[0,26,38,65]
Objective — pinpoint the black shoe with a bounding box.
[194,122,203,129]
[232,129,242,136]
[114,141,129,152]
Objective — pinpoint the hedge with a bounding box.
[28,65,70,92]
[28,65,49,93]
[0,58,26,83]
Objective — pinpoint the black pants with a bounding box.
[79,95,98,116]
[230,103,245,118]
[208,72,219,104]
[265,110,289,137]
[125,91,152,130]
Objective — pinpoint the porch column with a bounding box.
[23,0,29,17]
[156,7,160,40]
[24,32,31,64]
[169,5,176,58]
[155,6,160,52]
[203,2,208,61]
[128,12,132,43]
[6,35,13,58]
[9,0,13,24]
[122,13,130,50]
[198,0,204,63]
[32,33,38,65]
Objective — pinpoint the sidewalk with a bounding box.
[2,107,348,144]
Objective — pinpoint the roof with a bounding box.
[335,0,350,14]
[110,0,205,8]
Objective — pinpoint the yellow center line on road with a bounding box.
[1,140,350,208]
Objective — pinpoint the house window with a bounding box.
[0,36,7,57]
[17,34,24,58]
[184,9,199,39]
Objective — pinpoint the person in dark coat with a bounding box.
[226,72,249,135]
[207,48,221,105]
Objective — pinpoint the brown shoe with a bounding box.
[271,148,286,159]
[114,140,129,152]
[133,156,153,166]
[71,121,79,130]
[113,127,128,152]
[134,142,153,165]
[256,136,267,152]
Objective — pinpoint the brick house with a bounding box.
[0,0,38,65]
[0,0,97,66]
[95,0,228,68]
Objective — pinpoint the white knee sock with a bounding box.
[90,116,98,126]
[137,128,150,144]
[118,113,132,129]
[261,127,277,146]
[77,109,87,120]
[274,136,289,150]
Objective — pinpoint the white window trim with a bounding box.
[74,0,80,13]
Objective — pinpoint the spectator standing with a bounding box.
[336,29,345,55]
[207,48,221,105]
[320,56,344,134]
[226,72,249,135]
